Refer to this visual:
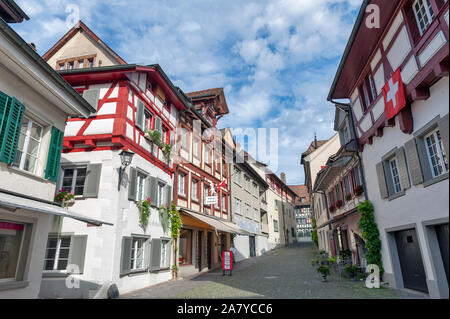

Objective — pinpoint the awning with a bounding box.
[179,208,249,235]
[0,192,113,226]
[220,220,257,236]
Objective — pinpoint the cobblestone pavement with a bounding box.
[121,243,428,299]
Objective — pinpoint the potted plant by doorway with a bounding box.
[344,265,358,281]
[317,265,330,282]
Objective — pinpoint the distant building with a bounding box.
[289,185,312,241]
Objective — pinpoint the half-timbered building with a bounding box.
[328,0,449,298]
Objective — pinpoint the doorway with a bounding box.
[395,229,428,292]
[435,223,449,285]
[220,234,227,254]
[207,232,212,269]
[249,236,256,257]
[197,231,203,271]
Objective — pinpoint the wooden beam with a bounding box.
[411,87,430,101]
[433,62,449,77]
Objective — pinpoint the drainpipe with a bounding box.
[331,100,369,201]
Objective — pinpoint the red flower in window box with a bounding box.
[345,193,352,201]
[354,185,364,197]
[336,200,344,209]
[329,205,336,213]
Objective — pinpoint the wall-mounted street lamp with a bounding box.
[118,150,134,191]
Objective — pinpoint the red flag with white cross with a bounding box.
[383,68,406,120]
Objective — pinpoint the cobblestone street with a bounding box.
[122,243,427,299]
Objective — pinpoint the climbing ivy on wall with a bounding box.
[311,218,318,246]
[357,200,384,277]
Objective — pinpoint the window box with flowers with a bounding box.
[54,188,75,208]
[345,193,352,201]
[329,205,336,213]
[336,200,344,209]
[354,185,364,197]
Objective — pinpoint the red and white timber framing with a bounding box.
[61,66,187,176]
[347,1,449,151]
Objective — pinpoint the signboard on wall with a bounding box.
[204,196,218,205]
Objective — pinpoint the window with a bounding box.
[204,147,210,165]
[136,172,146,201]
[193,137,199,157]
[389,158,402,194]
[59,63,65,70]
[413,0,435,35]
[178,173,186,196]
[245,204,250,218]
[181,129,188,149]
[253,182,258,196]
[44,236,71,271]
[61,167,87,196]
[157,183,165,207]
[234,198,241,214]
[222,195,227,211]
[191,179,198,200]
[244,175,250,190]
[234,167,241,185]
[12,117,43,174]
[131,238,145,270]
[254,208,259,220]
[335,184,342,201]
[0,221,25,279]
[273,220,279,232]
[367,74,377,101]
[160,239,171,269]
[68,61,74,70]
[78,60,84,69]
[204,185,210,205]
[344,175,351,195]
[274,200,278,211]
[425,129,448,178]
[144,111,153,130]
[88,58,94,68]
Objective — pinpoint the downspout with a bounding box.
[332,100,369,201]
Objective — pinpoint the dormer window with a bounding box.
[413,0,435,36]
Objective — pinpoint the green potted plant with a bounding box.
[344,265,358,281]
[317,265,330,282]
[345,193,352,201]
[55,188,75,208]
[311,259,318,267]
[328,255,337,264]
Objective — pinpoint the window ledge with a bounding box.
[0,280,29,291]
[388,191,406,201]
[42,271,70,278]
[7,166,49,184]
[424,173,449,188]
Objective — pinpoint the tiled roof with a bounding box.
[288,185,310,206]
[186,88,223,97]
[302,140,328,157]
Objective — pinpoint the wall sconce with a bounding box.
[118,150,134,191]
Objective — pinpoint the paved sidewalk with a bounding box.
[121,243,428,299]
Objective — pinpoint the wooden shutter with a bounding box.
[149,177,157,207]
[405,138,424,185]
[438,114,449,160]
[376,162,388,199]
[144,239,152,269]
[83,164,102,198]
[165,185,172,206]
[396,147,410,190]
[155,116,162,134]
[120,237,132,276]
[128,167,137,201]
[136,100,144,131]
[144,175,152,200]
[150,238,161,271]
[45,127,64,182]
[82,89,100,111]
[68,235,87,274]
[416,136,433,182]
[0,96,25,165]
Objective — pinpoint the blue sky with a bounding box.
[13,0,362,185]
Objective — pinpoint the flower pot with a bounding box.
[62,198,75,208]
[321,274,327,282]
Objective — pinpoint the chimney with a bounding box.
[280,172,286,184]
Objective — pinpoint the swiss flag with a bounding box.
[382,68,406,120]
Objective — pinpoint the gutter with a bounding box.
[327,0,370,101]
[0,19,96,116]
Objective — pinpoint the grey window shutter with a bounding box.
[150,238,161,271]
[405,138,424,185]
[68,235,87,274]
[128,167,137,201]
[155,116,162,134]
[120,237,132,276]
[149,177,157,207]
[136,100,144,131]
[144,175,151,200]
[83,164,102,198]
[82,89,100,111]
[166,240,172,268]
[395,147,410,190]
[165,185,172,206]
[144,239,152,269]
[376,162,389,199]
[438,114,449,160]
[416,136,433,182]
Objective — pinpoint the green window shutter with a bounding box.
[149,177,157,207]
[83,164,102,198]
[438,114,449,160]
[144,239,152,269]
[45,127,64,182]
[395,147,411,190]
[82,89,100,112]
[150,238,161,271]
[120,237,132,276]
[405,138,424,185]
[68,235,88,274]
[128,167,137,201]
[136,100,144,131]
[0,95,25,165]
[376,162,389,199]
